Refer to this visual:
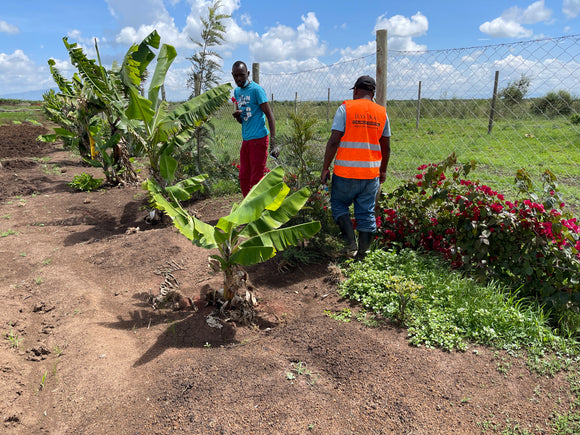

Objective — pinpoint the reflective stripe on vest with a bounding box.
[334,99,387,179]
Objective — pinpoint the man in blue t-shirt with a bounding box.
[231,61,276,196]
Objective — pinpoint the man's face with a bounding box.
[232,65,249,88]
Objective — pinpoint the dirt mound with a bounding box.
[0,122,574,434]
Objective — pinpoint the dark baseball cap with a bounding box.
[351,75,376,92]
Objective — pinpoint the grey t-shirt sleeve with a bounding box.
[330,104,346,132]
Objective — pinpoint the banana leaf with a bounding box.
[240,187,312,237]
[239,221,321,252]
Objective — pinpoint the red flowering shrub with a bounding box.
[375,153,580,313]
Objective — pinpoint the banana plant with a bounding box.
[120,31,232,187]
[145,166,321,302]
[40,37,138,184]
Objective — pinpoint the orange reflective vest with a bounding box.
[334,99,387,179]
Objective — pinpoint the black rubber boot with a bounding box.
[336,215,357,255]
[356,231,374,259]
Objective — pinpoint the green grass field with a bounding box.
[0,100,44,126]
[5,97,579,211]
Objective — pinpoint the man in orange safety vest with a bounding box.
[321,75,391,258]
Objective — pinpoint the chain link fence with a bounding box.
[214,35,580,209]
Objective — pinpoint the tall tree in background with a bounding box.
[186,0,230,98]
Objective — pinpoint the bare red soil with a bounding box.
[0,122,575,434]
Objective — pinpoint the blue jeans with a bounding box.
[330,174,380,232]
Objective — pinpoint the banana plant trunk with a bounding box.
[222,266,237,301]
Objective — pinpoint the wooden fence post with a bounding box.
[327,88,331,124]
[294,92,298,114]
[252,63,260,84]
[416,81,422,130]
[488,70,499,134]
[376,29,388,108]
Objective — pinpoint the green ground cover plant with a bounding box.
[67,173,103,192]
[340,248,577,354]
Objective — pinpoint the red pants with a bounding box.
[239,136,268,197]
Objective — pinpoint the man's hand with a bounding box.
[233,110,242,124]
[269,146,280,159]
[380,170,387,184]
[269,136,279,159]
[321,168,331,184]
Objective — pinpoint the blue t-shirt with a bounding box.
[234,80,269,140]
[331,103,391,137]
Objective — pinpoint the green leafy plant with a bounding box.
[0,229,17,238]
[5,328,22,348]
[286,361,317,385]
[68,173,103,192]
[120,30,232,187]
[279,112,320,189]
[324,307,352,322]
[146,166,320,308]
[39,370,48,392]
[339,249,576,352]
[39,38,138,184]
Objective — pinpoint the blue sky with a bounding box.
[1,0,580,100]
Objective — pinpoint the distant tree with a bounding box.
[498,74,531,105]
[186,0,230,98]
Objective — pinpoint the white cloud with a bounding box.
[240,14,252,26]
[388,36,427,52]
[563,0,580,18]
[374,12,428,52]
[480,0,552,38]
[0,20,19,35]
[339,41,376,61]
[479,17,533,38]
[338,12,428,61]
[0,50,53,95]
[461,50,484,63]
[501,0,552,24]
[249,12,326,62]
[375,12,428,38]
[105,0,172,28]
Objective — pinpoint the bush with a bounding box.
[570,113,580,125]
[375,154,580,320]
[532,90,574,117]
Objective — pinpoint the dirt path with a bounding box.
[0,123,575,434]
